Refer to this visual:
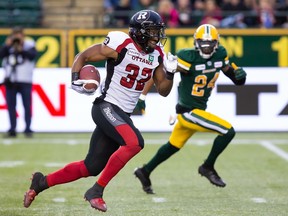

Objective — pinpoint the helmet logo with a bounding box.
[136,11,149,21]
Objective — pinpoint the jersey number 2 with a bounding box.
[120,64,152,91]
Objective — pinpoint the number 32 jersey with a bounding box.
[100,31,165,113]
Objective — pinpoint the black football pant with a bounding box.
[84,98,144,176]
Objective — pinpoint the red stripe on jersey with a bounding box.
[116,38,133,53]
[155,46,164,60]
[115,124,139,146]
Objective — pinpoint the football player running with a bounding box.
[134,24,247,194]
[23,10,178,212]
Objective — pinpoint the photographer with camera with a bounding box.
[0,27,37,138]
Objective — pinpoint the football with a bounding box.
[79,64,101,92]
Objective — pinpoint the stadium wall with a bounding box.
[0,28,288,68]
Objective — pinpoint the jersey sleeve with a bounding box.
[103,31,130,51]
[177,48,193,71]
[156,46,165,64]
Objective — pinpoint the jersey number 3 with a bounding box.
[120,63,152,91]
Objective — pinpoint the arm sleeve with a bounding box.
[177,49,192,71]
[104,31,130,51]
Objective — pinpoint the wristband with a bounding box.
[139,94,146,101]
[72,72,79,81]
[166,72,174,80]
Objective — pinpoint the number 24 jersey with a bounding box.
[177,45,229,110]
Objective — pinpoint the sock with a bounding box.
[144,142,179,174]
[85,182,104,200]
[205,127,235,167]
[32,173,49,194]
[46,160,89,187]
[97,145,141,187]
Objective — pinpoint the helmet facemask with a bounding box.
[195,39,218,59]
[131,23,167,53]
[129,10,167,53]
[194,24,219,59]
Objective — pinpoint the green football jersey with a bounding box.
[177,45,229,110]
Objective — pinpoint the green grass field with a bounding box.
[1,132,288,216]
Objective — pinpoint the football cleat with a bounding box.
[87,197,107,212]
[23,172,47,208]
[84,183,107,212]
[23,190,37,208]
[198,164,226,187]
[134,167,154,194]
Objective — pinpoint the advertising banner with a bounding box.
[0,67,287,132]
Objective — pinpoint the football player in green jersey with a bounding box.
[134,24,247,194]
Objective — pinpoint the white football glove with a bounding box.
[164,52,178,73]
[71,79,98,95]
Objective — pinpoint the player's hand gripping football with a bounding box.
[71,79,98,95]
[231,63,247,80]
[164,52,178,73]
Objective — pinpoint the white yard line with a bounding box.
[0,161,24,167]
[260,141,288,161]
[251,197,267,203]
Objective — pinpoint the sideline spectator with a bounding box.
[114,0,133,27]
[176,0,195,27]
[258,0,276,28]
[157,0,180,28]
[0,27,37,138]
[134,0,158,11]
[275,0,288,27]
[103,0,119,26]
[221,0,249,28]
[241,0,258,27]
[103,0,137,27]
[199,0,222,27]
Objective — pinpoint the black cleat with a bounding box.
[23,172,48,208]
[198,164,226,187]
[134,167,154,194]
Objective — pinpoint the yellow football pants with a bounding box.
[169,109,232,149]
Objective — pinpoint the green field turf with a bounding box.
[1,132,288,216]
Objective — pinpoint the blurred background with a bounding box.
[0,0,287,133]
[0,0,287,29]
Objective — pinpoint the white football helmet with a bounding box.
[194,24,219,59]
